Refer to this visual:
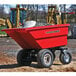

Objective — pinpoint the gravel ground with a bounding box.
[0,37,76,72]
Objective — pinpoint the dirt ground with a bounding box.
[0,37,76,72]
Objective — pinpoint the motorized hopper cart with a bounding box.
[2,24,72,68]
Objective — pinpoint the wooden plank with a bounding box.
[56,15,62,24]
[6,18,12,29]
[16,5,20,27]
[0,18,6,25]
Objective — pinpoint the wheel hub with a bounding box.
[64,54,70,62]
[44,53,51,65]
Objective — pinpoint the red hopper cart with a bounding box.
[2,24,72,68]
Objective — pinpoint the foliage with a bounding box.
[0,26,7,35]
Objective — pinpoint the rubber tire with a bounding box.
[37,49,54,68]
[17,49,32,66]
[59,51,72,64]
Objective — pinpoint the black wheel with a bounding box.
[59,51,72,64]
[37,49,54,68]
[17,49,32,66]
[53,52,55,61]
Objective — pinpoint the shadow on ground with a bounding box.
[0,64,21,69]
[0,63,62,69]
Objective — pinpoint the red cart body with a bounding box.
[2,24,69,49]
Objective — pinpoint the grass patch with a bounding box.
[0,26,7,35]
